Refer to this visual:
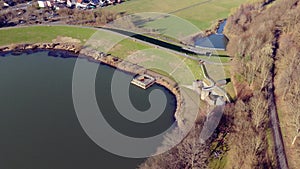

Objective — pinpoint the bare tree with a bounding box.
[139,125,210,169]
[289,102,300,146]
[250,92,268,130]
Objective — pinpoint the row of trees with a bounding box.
[57,8,119,25]
[224,1,277,167]
[273,2,300,167]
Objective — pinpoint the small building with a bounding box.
[91,0,99,5]
[66,0,73,7]
[131,74,155,89]
[56,0,66,3]
[3,2,10,7]
[3,0,15,6]
[37,0,53,8]
[67,0,77,8]
[75,0,87,8]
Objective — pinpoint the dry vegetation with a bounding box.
[222,0,300,168]
[139,123,210,169]
[273,1,300,167]
[57,8,119,26]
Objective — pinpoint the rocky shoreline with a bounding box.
[0,42,186,127]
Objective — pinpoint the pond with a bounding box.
[195,19,228,50]
[0,50,176,169]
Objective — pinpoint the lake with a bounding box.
[0,50,176,169]
[195,19,228,50]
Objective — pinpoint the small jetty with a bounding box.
[131,74,156,89]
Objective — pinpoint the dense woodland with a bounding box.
[224,0,300,168]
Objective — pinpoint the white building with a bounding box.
[37,0,52,8]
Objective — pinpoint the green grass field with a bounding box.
[107,0,246,30]
[0,26,96,46]
[124,48,203,84]
[109,39,151,58]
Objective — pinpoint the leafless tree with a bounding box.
[250,92,268,130]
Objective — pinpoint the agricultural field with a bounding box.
[107,0,247,30]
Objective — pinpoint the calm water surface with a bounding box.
[0,51,176,169]
[195,19,228,50]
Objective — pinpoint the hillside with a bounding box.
[223,0,300,168]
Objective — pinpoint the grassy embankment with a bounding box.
[109,39,204,81]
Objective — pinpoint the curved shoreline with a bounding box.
[0,42,184,126]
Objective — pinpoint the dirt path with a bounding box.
[269,28,289,169]
[168,0,213,15]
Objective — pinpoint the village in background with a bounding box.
[2,0,123,10]
[0,0,125,27]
